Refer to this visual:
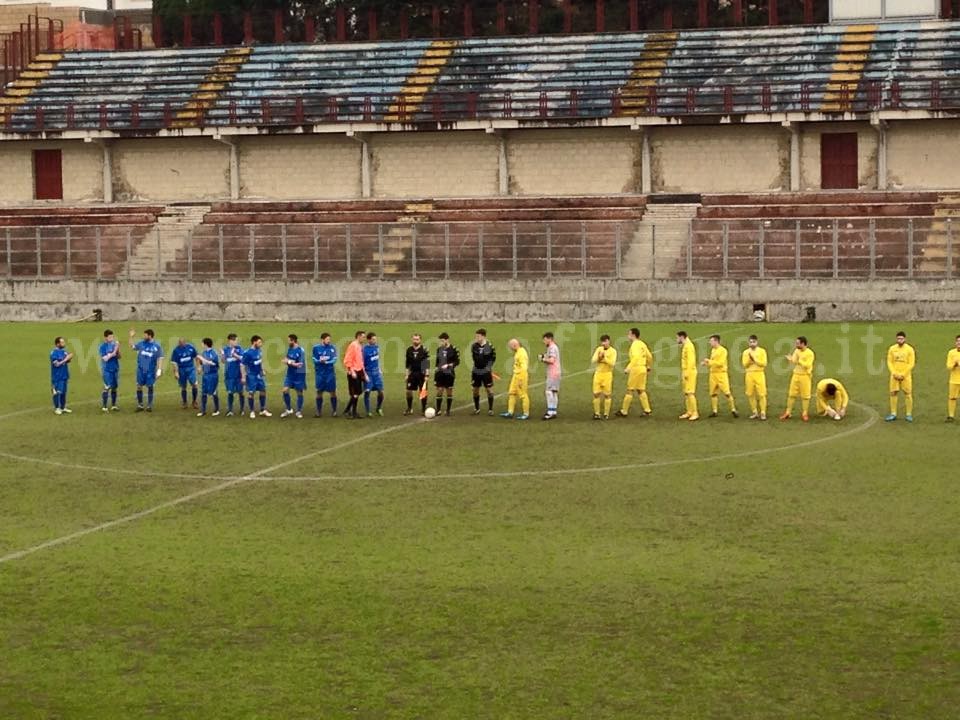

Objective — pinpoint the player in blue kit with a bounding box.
[222,333,244,416]
[50,336,74,415]
[241,335,272,419]
[363,332,384,417]
[196,338,221,417]
[312,332,338,417]
[99,328,121,412]
[170,338,200,409]
[281,333,307,419]
[129,328,164,412]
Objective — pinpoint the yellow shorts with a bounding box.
[744,373,767,397]
[950,382,960,401]
[682,371,697,395]
[592,374,613,396]
[626,370,648,392]
[709,373,731,396]
[889,374,912,394]
[509,374,528,396]
[789,375,812,400]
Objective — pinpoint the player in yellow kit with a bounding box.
[741,334,768,420]
[947,335,960,422]
[885,331,916,422]
[701,334,738,418]
[677,330,699,421]
[616,327,653,417]
[500,338,530,421]
[781,336,815,422]
[591,334,617,420]
[816,378,849,420]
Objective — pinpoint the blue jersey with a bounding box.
[242,346,264,377]
[171,344,199,372]
[50,347,70,384]
[312,343,338,375]
[222,345,243,380]
[200,348,219,376]
[363,344,382,377]
[134,340,164,374]
[286,345,306,374]
[99,341,120,373]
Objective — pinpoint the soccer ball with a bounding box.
[752,309,766,322]
[424,407,437,419]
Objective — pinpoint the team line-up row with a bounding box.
[48,328,960,422]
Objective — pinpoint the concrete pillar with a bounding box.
[874,121,887,191]
[100,140,113,203]
[498,132,509,196]
[361,139,372,198]
[640,128,651,194]
[789,123,800,192]
[228,140,240,200]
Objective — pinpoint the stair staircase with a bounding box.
[621,203,699,279]
[369,202,434,275]
[918,194,960,276]
[123,205,211,279]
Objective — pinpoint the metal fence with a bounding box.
[0,217,956,282]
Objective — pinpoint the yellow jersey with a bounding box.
[626,339,653,373]
[887,343,916,377]
[947,348,960,383]
[681,339,697,373]
[705,345,729,375]
[817,378,849,409]
[741,347,768,374]
[513,347,529,376]
[593,346,617,376]
[790,347,815,376]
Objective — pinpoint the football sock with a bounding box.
[101,390,109,408]
[213,394,219,412]
[446,397,452,413]
[284,392,292,411]
[621,394,632,414]
[890,395,898,415]
[727,395,737,413]
[507,396,516,414]
[364,392,371,414]
[473,393,480,411]
[330,396,337,413]
[228,393,234,413]
[521,395,529,415]
[759,394,767,415]
[60,390,67,409]
[192,386,198,404]
[406,395,413,411]
[949,397,957,418]
[137,389,144,406]
[640,391,651,413]
[111,390,117,406]
[296,393,303,413]
[147,388,154,407]
[181,389,187,404]
[593,397,601,415]
[905,394,913,415]
[603,398,612,416]
[316,396,323,414]
[711,396,719,414]
[376,392,383,411]
[487,393,494,411]
[259,394,266,411]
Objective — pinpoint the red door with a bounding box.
[820,133,858,189]
[33,149,63,200]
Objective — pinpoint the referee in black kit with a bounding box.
[404,333,430,416]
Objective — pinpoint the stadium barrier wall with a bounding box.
[1,278,958,322]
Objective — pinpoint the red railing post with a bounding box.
[867,81,881,109]
[761,84,772,112]
[66,104,75,129]
[889,80,901,108]
[467,91,478,118]
[686,87,696,112]
[733,0,743,24]
[46,18,56,51]
[596,0,605,32]
[261,98,271,124]
[336,6,346,40]
[34,106,44,131]
[647,86,657,115]
[131,102,140,129]
[723,85,733,113]
[163,101,173,127]
[294,97,304,124]
[663,5,673,30]
[698,0,708,27]
[432,93,443,121]
[400,8,409,39]
[804,0,814,22]
[152,14,164,48]
[213,13,223,45]
[931,79,942,109]
[629,0,639,30]
[539,90,548,117]
[305,16,315,42]
[244,12,254,44]
[611,90,622,114]
[564,0,574,33]
[363,96,372,121]
[274,9,285,43]
[124,16,133,49]
[801,82,810,111]
[529,0,540,34]
[942,0,952,18]
[503,92,512,118]
[229,100,237,124]
[839,82,850,110]
[496,1,507,34]
[99,103,108,130]
[183,15,193,48]
[432,5,441,37]
[463,2,474,37]
[326,96,338,122]
[569,88,579,116]
[768,0,778,26]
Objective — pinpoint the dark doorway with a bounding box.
[820,132,858,190]
[33,149,63,200]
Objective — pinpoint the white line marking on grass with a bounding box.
[0,330,737,566]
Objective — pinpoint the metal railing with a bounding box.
[3,78,959,133]
[0,218,955,282]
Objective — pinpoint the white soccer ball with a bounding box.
[424,407,437,419]
[752,309,766,322]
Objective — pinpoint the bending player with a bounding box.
[816,378,849,420]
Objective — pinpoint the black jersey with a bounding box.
[405,345,429,376]
[471,341,496,375]
[436,345,460,376]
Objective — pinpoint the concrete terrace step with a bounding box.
[123,205,211,279]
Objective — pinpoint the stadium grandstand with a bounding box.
[1,0,958,320]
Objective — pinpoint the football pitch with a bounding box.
[1,320,958,719]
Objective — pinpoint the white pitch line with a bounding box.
[0,330,732,566]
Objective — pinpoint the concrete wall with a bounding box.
[0,141,102,202]
[798,122,879,191]
[887,120,960,190]
[507,129,640,195]
[112,138,230,202]
[1,278,958,322]
[651,125,788,193]
[239,136,362,199]
[372,132,499,198]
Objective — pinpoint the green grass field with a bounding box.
[1,321,958,719]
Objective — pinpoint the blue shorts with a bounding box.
[52,380,68,396]
[224,376,243,394]
[246,375,266,393]
[102,369,118,389]
[284,374,307,391]
[136,368,156,387]
[365,374,384,392]
[315,374,336,393]
[202,375,219,395]
[177,367,197,387]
